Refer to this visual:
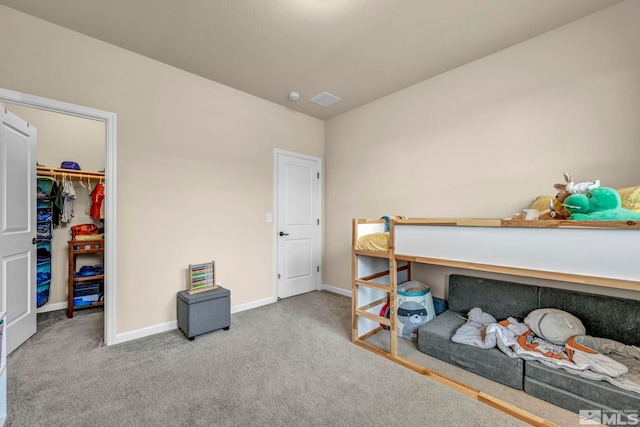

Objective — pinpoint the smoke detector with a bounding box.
[310,92,341,107]
[288,91,300,101]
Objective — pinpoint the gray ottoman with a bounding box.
[177,286,230,340]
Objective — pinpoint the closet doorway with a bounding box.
[0,88,117,347]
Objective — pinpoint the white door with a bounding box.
[276,151,321,299]
[0,108,37,354]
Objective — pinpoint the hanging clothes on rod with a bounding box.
[90,181,104,220]
[84,177,93,215]
[37,165,105,222]
[61,173,76,223]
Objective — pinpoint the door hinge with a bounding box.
[317,266,320,273]
[278,273,281,279]
[317,218,319,225]
[317,172,320,179]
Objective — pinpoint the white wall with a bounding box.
[0,6,324,336]
[324,1,640,298]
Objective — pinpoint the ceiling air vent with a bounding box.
[310,92,341,107]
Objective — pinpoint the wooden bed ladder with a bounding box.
[351,219,407,358]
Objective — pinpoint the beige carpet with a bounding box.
[365,329,579,426]
[6,291,573,426]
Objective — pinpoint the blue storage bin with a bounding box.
[36,263,52,308]
[433,296,448,316]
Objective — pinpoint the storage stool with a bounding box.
[177,286,230,340]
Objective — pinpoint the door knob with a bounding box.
[32,237,38,245]
[279,231,289,236]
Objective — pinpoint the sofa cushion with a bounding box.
[525,360,640,411]
[448,275,539,321]
[539,287,640,346]
[418,310,525,389]
[524,377,618,414]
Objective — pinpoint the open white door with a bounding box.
[275,150,321,299]
[0,108,37,354]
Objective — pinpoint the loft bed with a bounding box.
[351,217,640,424]
[393,218,640,290]
[353,217,640,349]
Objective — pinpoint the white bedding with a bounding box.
[453,308,640,394]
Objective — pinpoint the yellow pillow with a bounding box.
[356,232,390,251]
[620,186,640,213]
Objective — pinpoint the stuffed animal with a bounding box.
[528,196,565,220]
[549,173,600,219]
[564,187,640,220]
[518,173,601,220]
[560,173,600,196]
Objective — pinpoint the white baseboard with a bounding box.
[112,320,178,345]
[110,296,278,345]
[36,302,67,313]
[230,296,277,314]
[320,284,352,297]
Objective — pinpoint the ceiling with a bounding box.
[0,0,623,120]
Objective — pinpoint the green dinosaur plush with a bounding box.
[564,187,640,220]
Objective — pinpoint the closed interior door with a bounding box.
[0,108,37,354]
[276,151,321,299]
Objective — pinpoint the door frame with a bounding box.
[272,149,322,299]
[0,88,117,346]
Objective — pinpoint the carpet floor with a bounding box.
[7,291,573,426]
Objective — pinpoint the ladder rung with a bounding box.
[359,297,388,312]
[355,309,391,326]
[358,270,391,281]
[355,279,390,292]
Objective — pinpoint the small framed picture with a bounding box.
[188,261,216,294]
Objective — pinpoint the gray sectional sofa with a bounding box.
[417,275,640,417]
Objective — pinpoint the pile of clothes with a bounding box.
[74,264,104,278]
[452,307,640,394]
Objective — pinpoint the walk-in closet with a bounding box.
[11,104,106,337]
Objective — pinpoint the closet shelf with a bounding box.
[37,166,104,181]
[73,275,104,282]
[68,239,104,318]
